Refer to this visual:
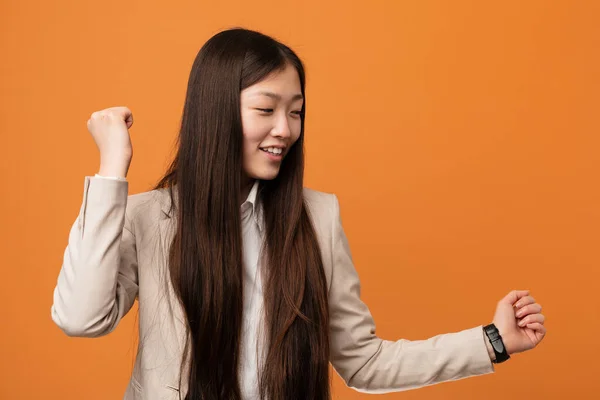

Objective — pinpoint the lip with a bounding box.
[260,148,283,161]
[260,145,287,150]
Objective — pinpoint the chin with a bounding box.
[251,168,280,181]
[256,173,279,181]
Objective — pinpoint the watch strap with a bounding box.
[483,323,510,363]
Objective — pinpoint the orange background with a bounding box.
[1,0,599,399]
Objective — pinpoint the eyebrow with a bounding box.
[254,91,304,101]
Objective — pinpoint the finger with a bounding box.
[518,313,545,327]
[500,290,530,305]
[125,113,134,128]
[526,322,547,338]
[514,295,536,309]
[112,107,133,127]
[515,303,542,318]
[112,106,132,118]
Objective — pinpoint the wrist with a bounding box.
[483,323,511,363]
[99,160,130,179]
[98,168,128,179]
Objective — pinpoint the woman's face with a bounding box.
[240,63,304,181]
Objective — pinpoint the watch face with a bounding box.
[484,325,500,340]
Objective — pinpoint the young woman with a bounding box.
[51,28,546,400]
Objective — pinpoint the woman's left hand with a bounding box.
[491,290,546,356]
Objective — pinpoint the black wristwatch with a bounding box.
[483,323,510,363]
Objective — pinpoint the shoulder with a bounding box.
[302,187,340,227]
[303,186,336,208]
[125,185,340,227]
[124,187,169,231]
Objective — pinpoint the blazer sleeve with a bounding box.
[327,194,495,393]
[51,176,138,337]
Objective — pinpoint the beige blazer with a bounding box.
[52,176,494,400]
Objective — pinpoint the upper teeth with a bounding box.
[264,147,282,155]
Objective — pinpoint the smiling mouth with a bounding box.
[259,147,284,156]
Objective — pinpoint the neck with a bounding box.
[240,175,255,203]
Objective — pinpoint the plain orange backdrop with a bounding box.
[1,0,599,399]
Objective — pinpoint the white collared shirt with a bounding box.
[239,180,266,399]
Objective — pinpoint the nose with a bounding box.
[271,113,292,138]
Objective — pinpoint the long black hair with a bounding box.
[153,28,331,400]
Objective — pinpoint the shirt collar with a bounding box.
[241,180,264,232]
